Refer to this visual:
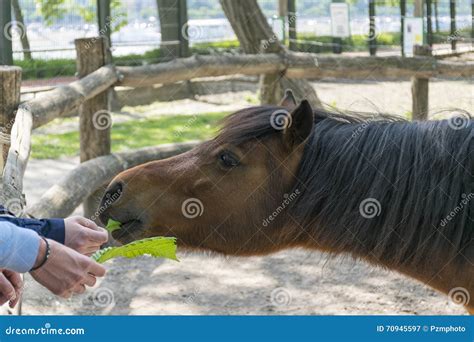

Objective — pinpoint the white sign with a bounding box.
[403,18,424,56]
[270,16,285,41]
[330,3,350,38]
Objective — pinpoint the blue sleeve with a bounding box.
[0,221,40,273]
[0,206,65,244]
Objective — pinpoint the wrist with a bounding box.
[32,237,49,271]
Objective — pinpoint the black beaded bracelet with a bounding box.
[30,237,50,271]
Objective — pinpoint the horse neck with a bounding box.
[289,118,472,270]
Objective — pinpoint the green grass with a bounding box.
[31,112,228,159]
[295,32,402,53]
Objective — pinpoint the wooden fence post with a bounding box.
[411,45,431,120]
[0,66,21,171]
[157,0,189,58]
[368,0,377,56]
[75,37,112,222]
[426,0,433,47]
[450,0,456,51]
[97,0,111,46]
[0,0,13,65]
[287,0,297,51]
[0,65,22,316]
[400,0,406,56]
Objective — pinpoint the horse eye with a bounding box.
[219,152,239,168]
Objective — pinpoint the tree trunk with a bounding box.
[219,0,321,107]
[11,0,32,61]
[156,0,189,58]
[434,0,440,33]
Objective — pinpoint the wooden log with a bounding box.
[26,142,199,219]
[0,66,23,317]
[0,66,21,170]
[411,45,431,121]
[118,54,284,87]
[31,65,118,129]
[411,77,429,120]
[75,37,112,222]
[2,105,32,197]
[117,53,474,88]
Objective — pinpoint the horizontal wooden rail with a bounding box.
[30,65,118,129]
[1,65,119,204]
[26,141,199,219]
[117,52,474,87]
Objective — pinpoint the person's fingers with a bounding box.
[9,295,20,308]
[72,284,86,294]
[76,217,98,230]
[88,261,106,278]
[4,271,22,308]
[0,274,16,304]
[5,270,23,291]
[60,291,73,299]
[86,228,108,244]
[83,245,102,255]
[83,274,97,287]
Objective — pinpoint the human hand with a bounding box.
[0,269,22,308]
[65,216,108,256]
[30,239,106,298]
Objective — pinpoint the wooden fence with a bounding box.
[0,37,473,314]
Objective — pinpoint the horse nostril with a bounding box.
[103,181,123,205]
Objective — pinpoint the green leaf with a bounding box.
[91,237,178,263]
[105,219,122,233]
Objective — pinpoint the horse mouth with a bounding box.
[111,219,144,244]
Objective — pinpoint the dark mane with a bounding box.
[218,105,473,267]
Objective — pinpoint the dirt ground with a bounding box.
[20,78,471,315]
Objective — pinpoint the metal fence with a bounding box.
[4,0,474,82]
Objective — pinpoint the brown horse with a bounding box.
[99,91,473,314]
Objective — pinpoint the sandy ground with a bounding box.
[19,79,471,315]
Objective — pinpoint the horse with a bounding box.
[99,91,473,314]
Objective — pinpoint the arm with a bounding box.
[0,205,64,244]
[0,221,107,300]
[0,221,40,273]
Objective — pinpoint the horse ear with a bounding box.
[279,89,297,111]
[283,100,313,148]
